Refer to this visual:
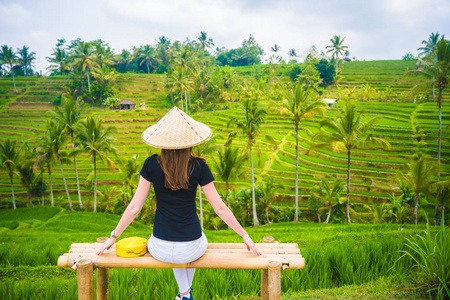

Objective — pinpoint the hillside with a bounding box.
[0,60,449,218]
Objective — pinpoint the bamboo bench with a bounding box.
[57,236,305,300]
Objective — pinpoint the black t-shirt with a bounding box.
[140,154,215,241]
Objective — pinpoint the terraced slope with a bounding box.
[0,61,449,219]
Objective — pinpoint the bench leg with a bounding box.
[97,267,109,300]
[77,259,94,300]
[268,261,281,300]
[261,269,269,300]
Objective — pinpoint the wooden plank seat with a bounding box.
[57,236,305,300]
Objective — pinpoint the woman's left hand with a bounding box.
[96,237,116,255]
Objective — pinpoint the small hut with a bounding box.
[119,100,136,110]
[322,98,337,108]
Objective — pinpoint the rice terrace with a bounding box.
[0,31,449,299]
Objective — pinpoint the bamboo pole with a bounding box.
[261,236,275,300]
[97,267,109,300]
[76,259,94,300]
[59,253,305,270]
[68,248,300,255]
[268,261,282,300]
[70,242,299,249]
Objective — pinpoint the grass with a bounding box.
[0,207,446,299]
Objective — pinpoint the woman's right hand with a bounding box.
[243,234,262,256]
[96,237,116,256]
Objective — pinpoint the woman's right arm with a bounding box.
[96,176,151,255]
[202,182,261,256]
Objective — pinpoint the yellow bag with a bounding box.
[116,237,148,257]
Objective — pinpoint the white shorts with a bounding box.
[147,232,208,264]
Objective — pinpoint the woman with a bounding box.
[96,107,261,300]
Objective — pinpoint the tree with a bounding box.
[271,44,280,54]
[311,178,345,223]
[118,155,140,207]
[46,47,70,80]
[50,96,84,209]
[17,46,36,75]
[312,100,391,223]
[197,31,214,53]
[288,49,298,62]
[392,155,441,224]
[135,45,157,74]
[432,178,450,226]
[18,160,35,207]
[76,115,117,212]
[91,66,119,103]
[407,39,450,224]
[213,138,247,207]
[296,65,321,91]
[417,32,445,57]
[117,49,133,72]
[228,99,267,226]
[280,84,326,221]
[71,41,99,93]
[94,43,115,68]
[45,119,73,210]
[325,35,348,78]
[259,177,282,223]
[0,139,21,209]
[0,45,19,93]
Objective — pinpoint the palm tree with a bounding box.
[45,119,73,210]
[407,39,450,223]
[312,100,391,223]
[118,155,140,206]
[76,115,117,212]
[18,160,35,207]
[71,41,99,93]
[417,32,445,57]
[213,138,247,207]
[197,31,214,54]
[228,99,267,227]
[135,45,157,74]
[260,177,282,223]
[0,139,21,209]
[156,36,171,66]
[17,46,36,75]
[312,178,345,223]
[192,135,219,230]
[392,155,441,224]
[118,49,133,72]
[325,35,348,78]
[288,49,298,62]
[94,44,115,68]
[46,48,70,80]
[280,84,326,221]
[50,96,84,209]
[271,44,280,54]
[0,45,19,93]
[432,178,450,226]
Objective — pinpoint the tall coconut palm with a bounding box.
[50,96,84,209]
[71,41,98,93]
[94,44,115,68]
[228,99,267,227]
[135,45,158,74]
[312,100,391,223]
[17,46,36,76]
[312,178,345,223]
[76,115,117,212]
[260,177,282,224]
[0,45,18,93]
[118,49,133,72]
[45,119,73,210]
[325,35,348,78]
[192,135,219,230]
[46,47,70,80]
[407,39,450,224]
[417,32,445,57]
[197,31,214,53]
[280,84,326,221]
[0,139,21,209]
[392,155,441,224]
[432,178,450,227]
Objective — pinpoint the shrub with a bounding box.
[400,228,450,299]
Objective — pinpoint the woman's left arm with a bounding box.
[96,176,151,255]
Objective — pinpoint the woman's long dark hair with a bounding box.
[158,148,204,191]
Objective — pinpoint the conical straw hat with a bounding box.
[141,107,212,149]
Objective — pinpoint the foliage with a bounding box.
[402,52,415,61]
[314,59,335,86]
[400,228,450,299]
